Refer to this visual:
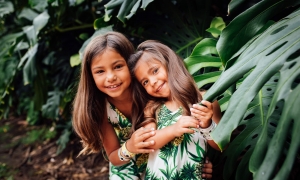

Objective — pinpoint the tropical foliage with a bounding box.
[184,0,300,179]
[0,0,299,179]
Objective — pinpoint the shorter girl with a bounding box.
[128,40,222,179]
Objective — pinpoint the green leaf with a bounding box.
[184,38,222,74]
[0,32,24,58]
[104,0,123,10]
[94,17,110,30]
[141,0,154,10]
[29,0,48,12]
[70,54,81,67]
[19,44,39,85]
[0,1,14,17]
[228,0,248,15]
[26,101,40,125]
[194,71,221,89]
[125,0,141,19]
[218,93,231,112]
[117,0,138,23]
[42,89,63,119]
[220,74,280,179]
[208,7,300,149]
[22,25,36,46]
[251,48,300,179]
[185,56,222,75]
[206,17,225,38]
[33,11,50,34]
[104,0,154,21]
[217,0,300,64]
[18,8,39,21]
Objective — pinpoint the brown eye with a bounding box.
[115,64,123,69]
[142,80,148,86]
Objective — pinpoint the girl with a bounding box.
[128,40,222,179]
[72,32,214,179]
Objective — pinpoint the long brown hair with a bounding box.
[72,32,135,155]
[128,40,202,129]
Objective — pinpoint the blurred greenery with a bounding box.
[0,0,299,179]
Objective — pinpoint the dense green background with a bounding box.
[0,0,299,179]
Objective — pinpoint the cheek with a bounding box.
[145,87,153,96]
[93,76,104,88]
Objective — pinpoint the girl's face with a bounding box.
[90,48,131,99]
[134,55,171,99]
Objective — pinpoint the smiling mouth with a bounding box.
[156,82,164,92]
[106,83,122,89]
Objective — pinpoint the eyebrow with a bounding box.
[92,59,125,70]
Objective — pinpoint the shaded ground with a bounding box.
[1,116,299,180]
[0,116,109,180]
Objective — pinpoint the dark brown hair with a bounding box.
[72,32,135,155]
[128,40,202,129]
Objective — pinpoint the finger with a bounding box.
[136,148,155,154]
[183,120,199,128]
[135,127,154,138]
[136,127,154,135]
[191,105,208,114]
[202,173,212,179]
[202,167,213,174]
[139,130,156,142]
[141,140,155,148]
[203,162,213,169]
[201,100,213,109]
[182,128,196,134]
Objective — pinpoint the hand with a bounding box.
[172,116,199,137]
[202,157,213,179]
[126,127,156,154]
[190,100,213,128]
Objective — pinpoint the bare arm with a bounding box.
[101,118,156,166]
[142,116,199,149]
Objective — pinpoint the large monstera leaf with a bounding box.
[217,0,300,64]
[221,73,281,179]
[204,8,300,179]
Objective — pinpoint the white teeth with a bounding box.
[107,84,118,88]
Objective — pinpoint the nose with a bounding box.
[149,76,157,86]
[107,72,116,82]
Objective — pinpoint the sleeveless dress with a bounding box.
[145,104,207,180]
[106,101,148,180]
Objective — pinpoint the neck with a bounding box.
[107,87,132,104]
[165,99,180,111]
[106,88,133,119]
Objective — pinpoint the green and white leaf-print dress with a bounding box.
[145,104,207,180]
[106,101,148,180]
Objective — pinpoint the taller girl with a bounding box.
[72,32,156,179]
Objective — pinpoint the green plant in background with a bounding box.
[0,162,16,179]
[183,0,300,179]
[22,126,57,145]
[1,0,300,179]
[0,0,104,154]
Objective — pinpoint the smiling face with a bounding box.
[90,48,131,99]
[134,53,171,100]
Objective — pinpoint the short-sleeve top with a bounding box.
[145,104,207,180]
[106,101,148,180]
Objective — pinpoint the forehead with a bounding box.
[136,52,161,66]
[135,57,160,71]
